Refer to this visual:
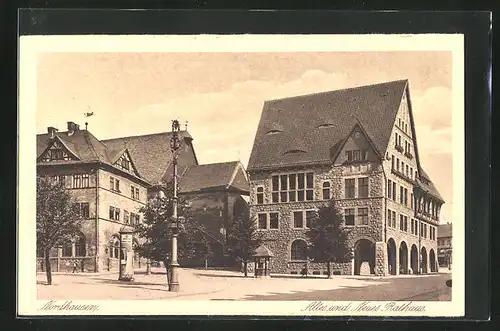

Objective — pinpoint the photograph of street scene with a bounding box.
[34,49,454,302]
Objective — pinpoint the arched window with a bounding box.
[75,233,86,257]
[256,186,264,205]
[322,182,331,200]
[110,236,120,259]
[291,240,308,261]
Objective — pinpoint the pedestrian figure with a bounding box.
[72,261,77,273]
[300,263,308,278]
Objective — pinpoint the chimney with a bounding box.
[67,121,80,136]
[47,127,58,138]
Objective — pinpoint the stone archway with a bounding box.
[387,238,397,275]
[411,244,419,274]
[421,247,428,274]
[399,241,409,274]
[429,249,437,273]
[354,239,375,275]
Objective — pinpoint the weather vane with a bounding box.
[84,107,94,130]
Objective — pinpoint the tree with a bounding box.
[306,202,353,278]
[135,185,212,285]
[36,175,83,285]
[226,199,263,277]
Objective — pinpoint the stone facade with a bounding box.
[247,88,442,277]
[37,165,149,273]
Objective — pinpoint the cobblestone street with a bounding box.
[37,267,451,301]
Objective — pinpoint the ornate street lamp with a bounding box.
[168,119,182,292]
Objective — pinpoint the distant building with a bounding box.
[247,80,444,276]
[437,223,452,268]
[36,122,249,272]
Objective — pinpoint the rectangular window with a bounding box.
[82,174,89,187]
[404,216,408,232]
[131,186,135,199]
[345,208,355,226]
[293,211,304,228]
[400,186,404,204]
[353,150,360,161]
[280,175,288,191]
[256,187,264,204]
[110,177,114,190]
[124,210,130,224]
[109,206,120,221]
[392,211,397,228]
[358,208,368,225]
[297,173,305,189]
[288,174,296,190]
[361,149,368,160]
[258,214,267,229]
[387,179,392,199]
[269,213,279,229]
[392,182,396,200]
[306,210,315,228]
[345,179,355,198]
[73,175,81,188]
[116,179,120,192]
[397,158,400,171]
[306,172,313,189]
[272,173,313,203]
[391,155,395,170]
[400,214,404,230]
[75,202,90,219]
[410,193,414,209]
[135,213,140,225]
[322,182,331,200]
[405,164,409,177]
[358,177,369,198]
[346,151,353,162]
[81,202,89,218]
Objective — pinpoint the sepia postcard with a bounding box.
[18,33,464,317]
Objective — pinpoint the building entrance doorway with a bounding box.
[354,239,375,275]
[429,249,437,272]
[421,247,428,274]
[399,241,409,274]
[387,238,397,275]
[411,244,419,274]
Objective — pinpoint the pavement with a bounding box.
[37,267,451,301]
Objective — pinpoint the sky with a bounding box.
[36,51,453,223]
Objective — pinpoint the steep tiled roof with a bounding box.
[247,80,408,171]
[178,161,249,194]
[102,131,193,185]
[37,129,146,183]
[37,130,110,164]
[438,223,452,238]
[417,168,445,202]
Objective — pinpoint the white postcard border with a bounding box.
[18,34,464,317]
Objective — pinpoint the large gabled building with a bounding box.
[36,122,249,272]
[247,79,444,276]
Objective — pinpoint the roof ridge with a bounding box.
[265,79,409,103]
[82,130,106,162]
[101,130,190,142]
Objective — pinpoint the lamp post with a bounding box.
[168,119,181,292]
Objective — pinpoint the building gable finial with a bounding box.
[185,121,188,131]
